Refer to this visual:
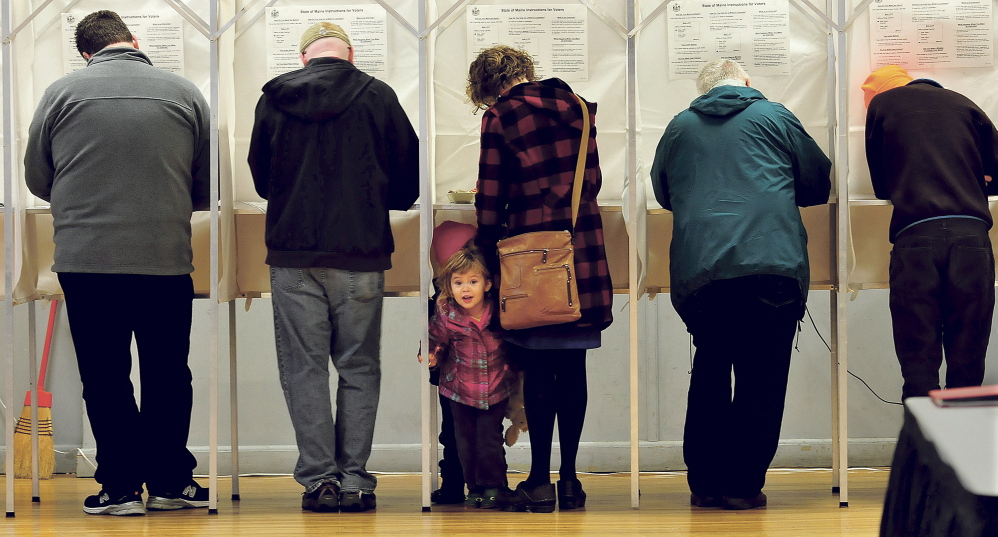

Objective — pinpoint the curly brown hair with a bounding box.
[466,45,537,112]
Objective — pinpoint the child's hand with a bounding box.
[417,343,441,368]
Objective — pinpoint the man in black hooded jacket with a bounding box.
[248,22,418,513]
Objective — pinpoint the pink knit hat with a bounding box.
[431,221,477,267]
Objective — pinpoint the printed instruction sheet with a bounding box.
[666,0,790,79]
[467,4,589,82]
[266,5,388,79]
[63,11,185,75]
[869,0,993,69]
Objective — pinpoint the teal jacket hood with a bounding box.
[689,85,765,117]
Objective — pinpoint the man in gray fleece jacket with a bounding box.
[24,10,210,516]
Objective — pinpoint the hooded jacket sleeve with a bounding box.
[247,94,273,200]
[650,123,674,211]
[775,104,831,207]
[383,91,419,211]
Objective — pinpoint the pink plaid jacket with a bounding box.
[475,78,613,330]
[429,300,516,409]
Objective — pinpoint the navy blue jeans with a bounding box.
[681,275,802,499]
[889,218,994,400]
[59,272,197,495]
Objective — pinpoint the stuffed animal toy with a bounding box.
[504,372,528,446]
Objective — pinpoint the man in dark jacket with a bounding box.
[651,59,831,510]
[247,22,418,513]
[863,65,998,400]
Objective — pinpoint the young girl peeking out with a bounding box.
[428,233,517,509]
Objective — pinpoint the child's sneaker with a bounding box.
[83,490,146,516]
[478,488,500,509]
[146,481,210,510]
[465,487,484,507]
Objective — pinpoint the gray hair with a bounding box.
[696,59,750,95]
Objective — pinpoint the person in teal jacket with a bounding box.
[651,59,831,510]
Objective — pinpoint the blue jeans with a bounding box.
[270,266,384,493]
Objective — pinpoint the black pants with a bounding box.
[429,297,464,492]
[59,272,198,495]
[682,275,802,499]
[437,393,464,492]
[449,399,508,490]
[508,346,588,484]
[889,218,994,400]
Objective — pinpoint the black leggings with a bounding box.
[511,346,588,484]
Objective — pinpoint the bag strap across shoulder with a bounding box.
[570,94,590,230]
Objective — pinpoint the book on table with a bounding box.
[929,385,998,407]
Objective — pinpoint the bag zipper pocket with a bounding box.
[501,293,529,312]
[500,248,572,264]
[534,264,575,306]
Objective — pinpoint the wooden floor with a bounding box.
[2,469,889,536]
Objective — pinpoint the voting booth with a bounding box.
[3,0,997,514]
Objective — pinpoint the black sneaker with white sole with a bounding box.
[83,490,146,516]
[147,481,210,510]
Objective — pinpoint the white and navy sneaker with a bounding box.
[146,481,211,510]
[83,490,146,516]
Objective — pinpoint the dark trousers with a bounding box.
[59,272,198,495]
[449,399,509,490]
[438,393,465,492]
[682,275,802,499]
[508,347,588,484]
[889,218,994,400]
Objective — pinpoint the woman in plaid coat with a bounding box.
[467,45,613,513]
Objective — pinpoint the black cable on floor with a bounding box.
[804,305,903,406]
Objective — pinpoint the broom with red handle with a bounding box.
[14,299,58,479]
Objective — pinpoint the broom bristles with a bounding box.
[14,404,55,479]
